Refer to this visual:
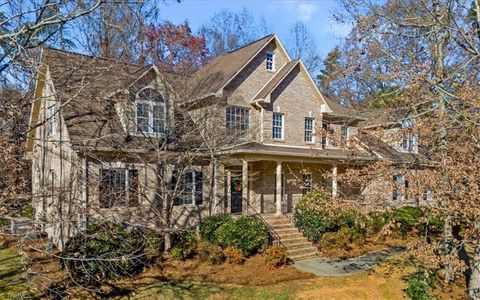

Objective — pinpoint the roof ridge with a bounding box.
[43,47,146,68]
[226,34,274,54]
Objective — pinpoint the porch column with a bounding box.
[226,169,232,213]
[332,163,338,198]
[213,162,224,214]
[242,159,249,215]
[275,161,282,215]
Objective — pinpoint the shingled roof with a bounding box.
[251,60,300,102]
[37,48,162,152]
[189,34,275,100]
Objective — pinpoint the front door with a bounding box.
[231,175,242,214]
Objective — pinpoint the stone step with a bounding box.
[289,252,318,261]
[271,223,294,230]
[275,227,299,234]
[277,232,305,240]
[281,237,310,245]
[284,242,315,250]
[287,246,318,256]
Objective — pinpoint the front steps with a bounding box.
[262,214,318,261]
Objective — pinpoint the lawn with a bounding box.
[0,244,30,299]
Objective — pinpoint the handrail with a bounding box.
[247,202,287,249]
[288,208,323,244]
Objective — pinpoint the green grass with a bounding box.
[0,244,29,299]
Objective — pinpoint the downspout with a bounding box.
[82,157,89,230]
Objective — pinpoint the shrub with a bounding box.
[59,223,162,285]
[294,204,334,243]
[199,214,232,244]
[393,207,423,236]
[338,209,367,236]
[263,245,288,268]
[197,241,225,265]
[20,204,35,218]
[171,230,198,259]
[223,246,245,264]
[214,216,269,256]
[170,246,186,260]
[368,211,392,233]
[405,269,436,300]
[419,213,444,237]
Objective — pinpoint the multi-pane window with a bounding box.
[401,133,416,152]
[226,106,249,136]
[392,175,405,201]
[47,105,57,135]
[174,171,203,206]
[304,117,314,143]
[99,168,139,208]
[341,125,349,146]
[136,87,166,134]
[321,121,329,148]
[272,113,283,140]
[302,173,312,196]
[266,52,274,70]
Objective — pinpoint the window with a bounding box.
[226,106,249,137]
[272,113,283,140]
[174,171,203,206]
[401,132,416,152]
[304,117,314,143]
[321,121,329,148]
[266,52,274,71]
[47,105,57,135]
[423,188,433,201]
[341,125,349,146]
[136,87,166,134]
[392,175,405,201]
[302,173,312,196]
[99,168,139,208]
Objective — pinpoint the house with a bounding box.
[25,34,424,248]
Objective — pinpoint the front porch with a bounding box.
[222,158,341,216]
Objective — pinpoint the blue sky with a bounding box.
[158,0,352,58]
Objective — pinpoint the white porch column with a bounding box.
[226,169,232,213]
[332,163,338,198]
[242,159,249,215]
[275,161,282,215]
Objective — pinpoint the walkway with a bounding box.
[294,246,405,276]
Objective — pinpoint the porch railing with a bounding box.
[247,202,286,249]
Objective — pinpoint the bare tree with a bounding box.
[286,21,322,76]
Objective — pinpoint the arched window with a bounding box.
[135,87,166,134]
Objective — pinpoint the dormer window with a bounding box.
[341,125,349,146]
[266,52,275,71]
[135,87,166,135]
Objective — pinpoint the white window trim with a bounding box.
[266,51,275,72]
[272,112,284,141]
[175,171,203,207]
[304,117,315,144]
[47,104,57,136]
[341,125,350,147]
[226,106,250,138]
[135,86,166,136]
[399,132,417,154]
[392,175,405,201]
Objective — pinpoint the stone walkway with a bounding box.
[294,246,405,276]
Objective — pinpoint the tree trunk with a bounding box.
[164,231,172,252]
[469,242,480,299]
[444,214,454,283]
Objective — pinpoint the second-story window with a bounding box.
[401,132,416,152]
[304,117,314,143]
[136,87,166,135]
[266,51,274,71]
[272,113,283,140]
[47,105,57,135]
[226,106,249,137]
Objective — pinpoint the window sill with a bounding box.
[267,69,276,73]
[273,138,285,143]
[305,141,315,145]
